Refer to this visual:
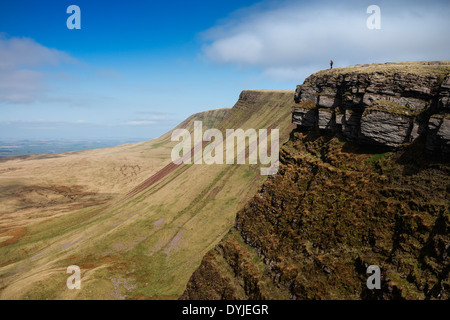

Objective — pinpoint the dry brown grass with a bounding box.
[0,228,27,248]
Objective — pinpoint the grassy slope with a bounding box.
[0,90,295,299]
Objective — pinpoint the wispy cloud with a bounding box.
[122,115,169,126]
[0,35,77,103]
[201,0,450,80]
[135,109,172,115]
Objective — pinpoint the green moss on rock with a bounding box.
[295,100,316,110]
[364,100,419,117]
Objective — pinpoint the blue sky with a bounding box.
[0,0,449,140]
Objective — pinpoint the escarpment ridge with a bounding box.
[181,62,450,301]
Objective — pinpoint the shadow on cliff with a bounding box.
[340,139,390,155]
[395,134,449,176]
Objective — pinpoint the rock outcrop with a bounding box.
[293,61,450,155]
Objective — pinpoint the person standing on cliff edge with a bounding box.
[330,60,333,69]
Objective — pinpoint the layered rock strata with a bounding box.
[293,62,450,155]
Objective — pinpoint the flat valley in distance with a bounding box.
[0,139,147,158]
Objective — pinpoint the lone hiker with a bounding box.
[330,60,333,69]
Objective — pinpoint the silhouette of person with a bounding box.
[330,60,333,69]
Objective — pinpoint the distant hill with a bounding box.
[0,139,146,158]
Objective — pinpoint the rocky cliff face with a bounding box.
[181,131,449,300]
[293,61,450,155]
[180,62,449,301]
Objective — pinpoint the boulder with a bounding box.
[292,107,316,128]
[360,110,413,147]
[426,116,450,154]
[317,109,334,130]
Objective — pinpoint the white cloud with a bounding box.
[201,0,450,80]
[0,36,74,70]
[0,35,76,103]
[123,120,158,126]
